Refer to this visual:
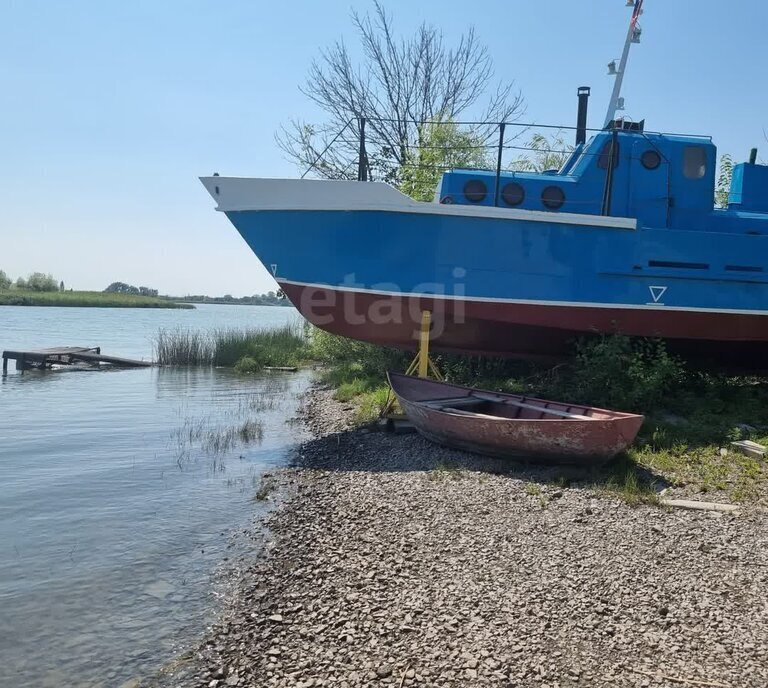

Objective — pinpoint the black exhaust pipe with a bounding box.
[576,86,591,146]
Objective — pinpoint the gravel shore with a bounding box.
[158,385,768,688]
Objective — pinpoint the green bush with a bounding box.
[354,385,393,424]
[213,323,308,368]
[435,353,528,386]
[309,329,409,376]
[334,378,371,401]
[234,356,261,374]
[564,335,685,411]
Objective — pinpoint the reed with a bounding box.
[0,289,191,308]
[202,420,264,455]
[155,328,216,366]
[154,323,309,368]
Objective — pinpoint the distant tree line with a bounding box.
[176,290,289,306]
[104,282,159,297]
[0,271,287,307]
[0,270,63,292]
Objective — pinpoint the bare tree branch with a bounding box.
[278,1,526,182]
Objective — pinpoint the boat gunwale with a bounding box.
[402,399,636,425]
[388,372,643,422]
[200,176,637,230]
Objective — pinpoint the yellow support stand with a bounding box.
[381,310,443,419]
[402,310,444,380]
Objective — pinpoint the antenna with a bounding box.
[604,0,644,128]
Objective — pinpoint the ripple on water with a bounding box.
[0,304,309,687]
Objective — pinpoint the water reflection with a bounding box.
[0,365,310,687]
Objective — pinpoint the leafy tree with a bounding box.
[277,1,524,185]
[104,282,159,297]
[0,270,11,290]
[59,280,65,291]
[511,132,573,173]
[25,272,58,292]
[105,281,140,295]
[401,118,493,201]
[16,277,26,289]
[715,153,733,209]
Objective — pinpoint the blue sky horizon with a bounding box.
[2,0,767,296]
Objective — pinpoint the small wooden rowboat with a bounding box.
[387,373,644,464]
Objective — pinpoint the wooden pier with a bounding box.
[2,346,155,374]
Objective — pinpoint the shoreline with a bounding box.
[151,381,768,688]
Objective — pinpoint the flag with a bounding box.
[631,0,644,28]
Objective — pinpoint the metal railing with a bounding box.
[300,116,698,215]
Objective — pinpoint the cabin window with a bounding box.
[541,186,565,210]
[684,146,707,179]
[641,150,661,170]
[597,140,620,170]
[501,182,525,207]
[463,179,487,203]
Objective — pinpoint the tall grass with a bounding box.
[213,322,308,367]
[0,289,191,309]
[155,328,216,365]
[154,323,309,368]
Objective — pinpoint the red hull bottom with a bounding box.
[280,283,768,367]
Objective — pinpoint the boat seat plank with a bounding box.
[439,407,508,420]
[469,393,592,420]
[422,396,479,408]
[422,392,592,420]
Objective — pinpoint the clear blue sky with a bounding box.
[2,0,766,296]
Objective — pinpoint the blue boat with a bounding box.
[201,2,768,367]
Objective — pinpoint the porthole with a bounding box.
[463,179,487,203]
[501,182,525,207]
[541,186,565,210]
[641,150,661,170]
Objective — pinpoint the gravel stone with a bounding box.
[148,384,768,688]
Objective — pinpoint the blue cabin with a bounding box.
[437,122,768,236]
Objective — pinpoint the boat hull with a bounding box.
[201,178,768,366]
[388,373,644,465]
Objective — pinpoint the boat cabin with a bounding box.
[436,122,768,235]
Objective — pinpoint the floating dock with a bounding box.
[2,347,154,374]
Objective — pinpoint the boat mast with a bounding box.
[603,0,644,128]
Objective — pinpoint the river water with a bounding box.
[0,304,308,687]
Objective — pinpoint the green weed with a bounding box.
[254,475,277,501]
[334,378,372,402]
[430,460,464,480]
[597,454,660,506]
[354,386,393,424]
[524,482,542,496]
